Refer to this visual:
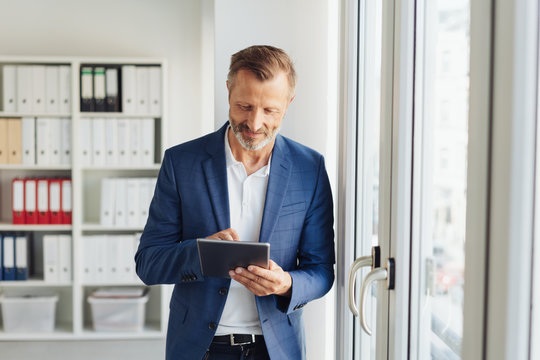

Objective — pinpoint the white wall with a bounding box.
[214,0,338,157]
[214,1,339,359]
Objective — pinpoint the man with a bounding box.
[135,45,334,360]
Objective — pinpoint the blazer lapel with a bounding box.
[202,124,230,232]
[259,135,292,244]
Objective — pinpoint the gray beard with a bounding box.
[230,120,280,151]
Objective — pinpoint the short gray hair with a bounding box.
[227,45,297,99]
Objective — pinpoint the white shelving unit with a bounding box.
[0,56,172,341]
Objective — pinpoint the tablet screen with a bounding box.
[196,239,270,278]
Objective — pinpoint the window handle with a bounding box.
[347,255,372,316]
[347,246,381,316]
[359,258,395,336]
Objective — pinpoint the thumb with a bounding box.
[268,259,279,270]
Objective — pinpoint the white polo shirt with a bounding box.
[215,128,271,336]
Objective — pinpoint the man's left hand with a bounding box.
[229,260,292,297]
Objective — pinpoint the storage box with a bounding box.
[0,294,58,332]
[88,294,148,332]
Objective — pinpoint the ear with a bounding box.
[227,81,232,101]
[288,94,295,105]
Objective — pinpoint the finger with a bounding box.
[220,231,234,240]
[245,262,292,297]
[246,264,281,283]
[206,228,240,241]
[229,228,240,241]
[268,259,280,270]
[246,265,273,281]
[206,233,227,240]
[230,269,271,295]
[230,269,260,292]
[232,267,274,290]
[219,228,240,241]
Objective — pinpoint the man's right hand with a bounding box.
[206,228,240,241]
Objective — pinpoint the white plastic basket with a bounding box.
[0,294,58,333]
[88,294,148,332]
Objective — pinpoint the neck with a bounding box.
[227,128,274,175]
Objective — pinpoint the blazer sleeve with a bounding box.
[134,149,204,285]
[276,155,335,314]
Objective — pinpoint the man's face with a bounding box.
[228,69,292,151]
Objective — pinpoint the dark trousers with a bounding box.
[203,339,271,360]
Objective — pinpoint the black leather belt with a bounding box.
[212,334,263,346]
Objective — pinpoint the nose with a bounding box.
[246,107,264,132]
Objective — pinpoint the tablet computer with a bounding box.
[196,239,270,278]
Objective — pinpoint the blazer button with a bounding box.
[219,288,227,295]
[209,322,217,330]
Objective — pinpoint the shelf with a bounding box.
[81,165,160,171]
[0,224,72,231]
[80,325,164,340]
[0,329,164,341]
[0,165,71,171]
[0,113,71,118]
[81,281,146,287]
[0,56,73,64]
[0,324,74,341]
[78,112,161,118]
[81,224,144,232]
[0,280,72,287]
[0,55,168,342]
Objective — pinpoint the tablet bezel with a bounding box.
[196,238,270,278]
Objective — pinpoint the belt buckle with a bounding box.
[230,334,255,346]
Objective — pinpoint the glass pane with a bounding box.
[413,0,470,358]
[354,0,382,358]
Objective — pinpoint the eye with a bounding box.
[264,108,279,115]
[238,104,252,111]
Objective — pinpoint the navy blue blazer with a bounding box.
[135,122,335,360]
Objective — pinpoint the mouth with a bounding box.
[239,125,267,139]
[243,129,265,138]
[229,117,279,151]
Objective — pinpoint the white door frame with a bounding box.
[336,0,538,358]
[461,0,494,358]
[336,0,415,357]
[483,0,539,358]
[335,0,360,358]
[382,0,416,356]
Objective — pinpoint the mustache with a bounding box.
[235,123,268,135]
